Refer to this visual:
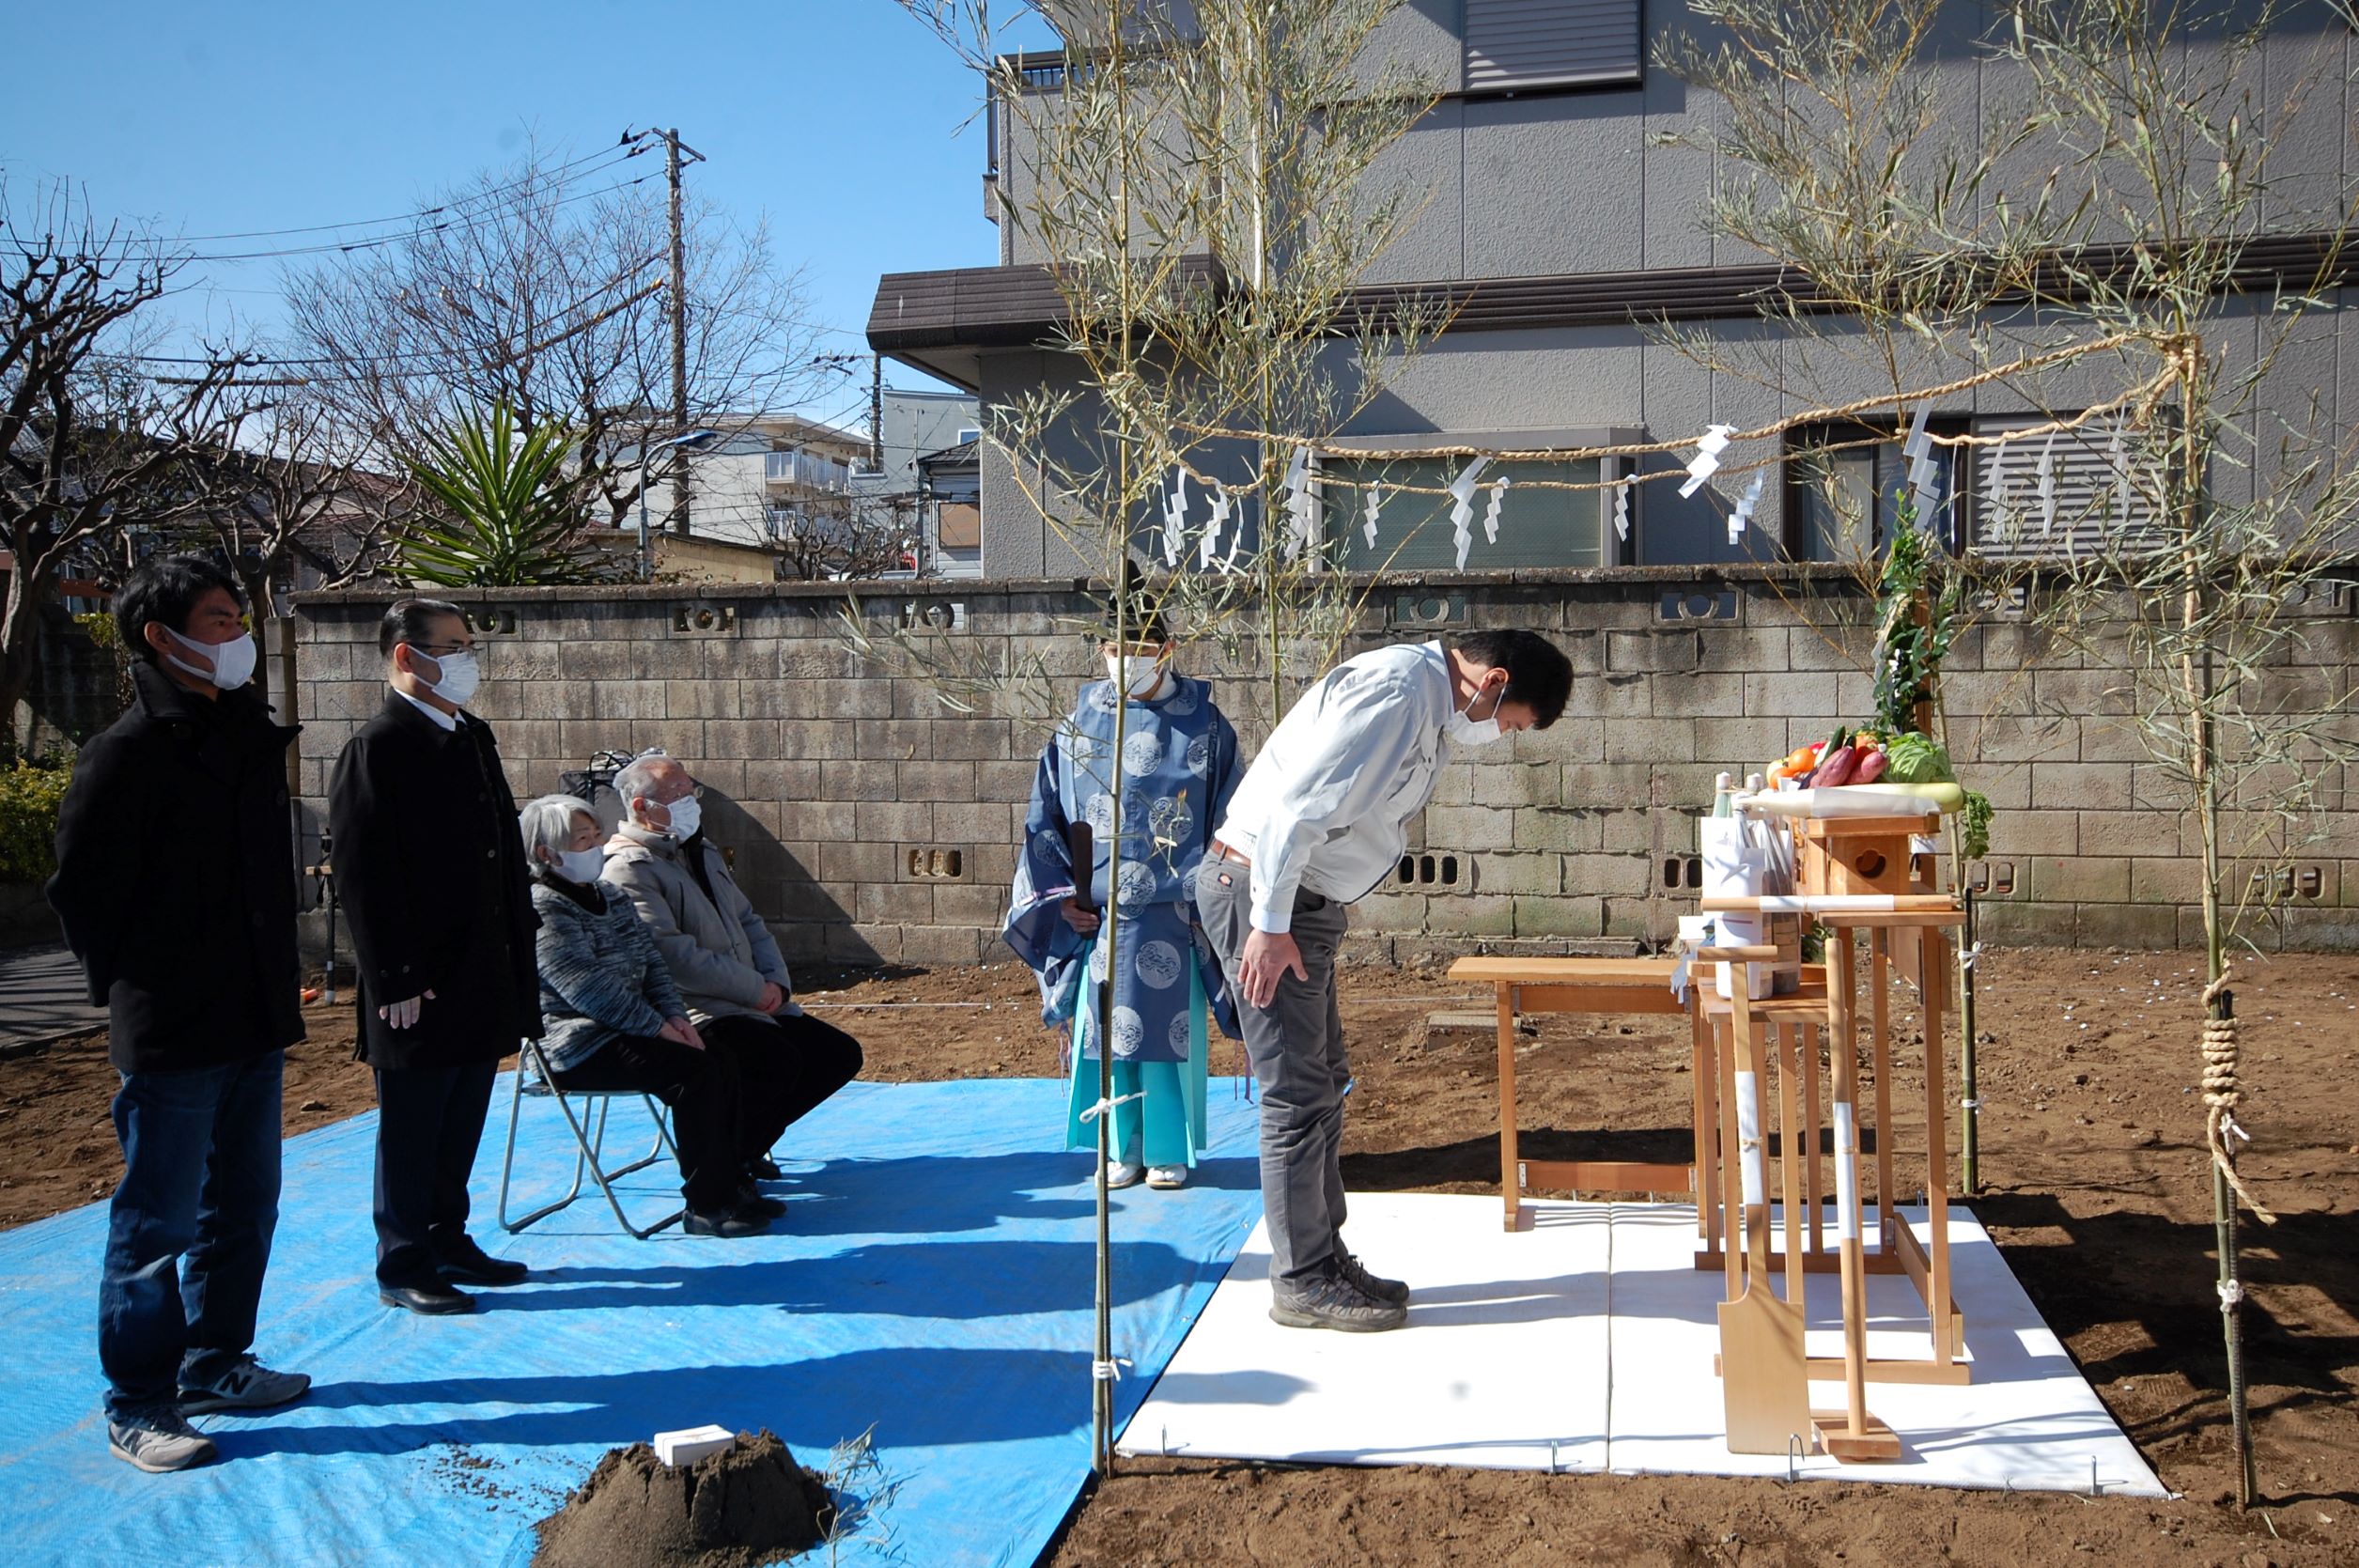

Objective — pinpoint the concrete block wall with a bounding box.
[289,568,2359,970]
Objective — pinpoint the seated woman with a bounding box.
[518,795,777,1238]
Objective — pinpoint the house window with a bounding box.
[938,501,983,550]
[1966,414,2165,561]
[1785,421,1959,562]
[1464,0,1644,93]
[956,427,981,443]
[1324,454,1607,571]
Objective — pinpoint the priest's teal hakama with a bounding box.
[1002,674,1240,1171]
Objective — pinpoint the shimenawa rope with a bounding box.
[2200,968,2276,1226]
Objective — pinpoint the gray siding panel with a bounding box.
[1464,0,1643,90]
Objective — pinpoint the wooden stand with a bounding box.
[1445,956,1692,1232]
[1699,815,1965,1462]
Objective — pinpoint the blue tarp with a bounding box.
[0,1076,1264,1567]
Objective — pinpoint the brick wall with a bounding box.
[288,568,2359,968]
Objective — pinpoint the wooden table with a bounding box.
[1445,955,1694,1232]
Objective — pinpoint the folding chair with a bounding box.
[496,1037,686,1238]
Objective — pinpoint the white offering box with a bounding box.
[654,1424,737,1467]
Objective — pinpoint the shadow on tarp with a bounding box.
[0,1076,1263,1568]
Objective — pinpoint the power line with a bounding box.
[18,168,663,269]
[153,140,649,243]
[111,254,667,369]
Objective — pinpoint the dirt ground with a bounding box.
[4,948,2352,1567]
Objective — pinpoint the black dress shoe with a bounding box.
[683,1206,767,1238]
[734,1183,787,1219]
[433,1234,530,1286]
[379,1278,476,1315]
[746,1155,784,1182]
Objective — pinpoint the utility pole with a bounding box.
[870,353,885,474]
[662,127,701,537]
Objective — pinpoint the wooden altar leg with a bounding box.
[1813,925,1899,1459]
[1777,1020,1805,1308]
[1720,995,1809,1453]
[1802,1018,1824,1254]
[1497,983,1520,1232]
[1920,924,1955,1365]
[1716,1012,1744,1303]
[1694,1000,1717,1246]
[1870,928,1896,1253]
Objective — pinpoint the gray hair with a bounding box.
[519,794,598,868]
[613,752,685,815]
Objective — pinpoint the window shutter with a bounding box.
[1464,0,1643,92]
[1970,415,2165,561]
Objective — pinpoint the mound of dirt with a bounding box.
[531,1430,834,1568]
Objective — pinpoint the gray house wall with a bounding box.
[950,3,2359,580]
[289,574,2359,970]
[971,287,2359,577]
[999,4,2359,277]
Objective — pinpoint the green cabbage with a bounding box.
[1881,732,1956,784]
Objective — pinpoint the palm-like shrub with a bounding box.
[399,403,607,586]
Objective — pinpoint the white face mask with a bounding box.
[410,645,482,707]
[1104,652,1166,700]
[163,627,256,691]
[1444,681,1509,747]
[656,795,702,841]
[553,846,605,884]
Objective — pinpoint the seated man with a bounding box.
[602,753,861,1188]
[518,795,768,1236]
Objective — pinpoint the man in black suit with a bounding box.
[50,554,311,1472]
[330,598,541,1314]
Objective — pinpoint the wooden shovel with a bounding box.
[1718,997,1810,1453]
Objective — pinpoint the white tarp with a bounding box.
[1122,1193,2166,1497]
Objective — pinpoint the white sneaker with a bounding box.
[1145,1164,1188,1189]
[1106,1160,1146,1189]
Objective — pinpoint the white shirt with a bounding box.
[395,688,458,732]
[1215,640,1452,934]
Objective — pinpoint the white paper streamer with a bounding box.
[1361,481,1384,550]
[1198,483,1235,575]
[1612,477,1632,541]
[1159,470,1188,567]
[1736,1069,1764,1208]
[2036,434,2058,534]
[1901,406,1932,461]
[1282,446,1319,557]
[1680,425,1736,498]
[1834,1100,1861,1242]
[1727,469,1765,544]
[1481,475,1509,544]
[1448,457,1492,568]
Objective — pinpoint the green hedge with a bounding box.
[0,762,71,884]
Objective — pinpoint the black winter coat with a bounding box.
[328,694,539,1070]
[48,660,304,1074]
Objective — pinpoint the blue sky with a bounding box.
[2,1,1055,426]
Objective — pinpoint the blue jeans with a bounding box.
[98,1051,285,1420]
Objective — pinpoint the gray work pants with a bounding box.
[1195,860,1351,1289]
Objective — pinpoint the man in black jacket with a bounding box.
[50,555,312,1473]
[330,598,541,1315]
